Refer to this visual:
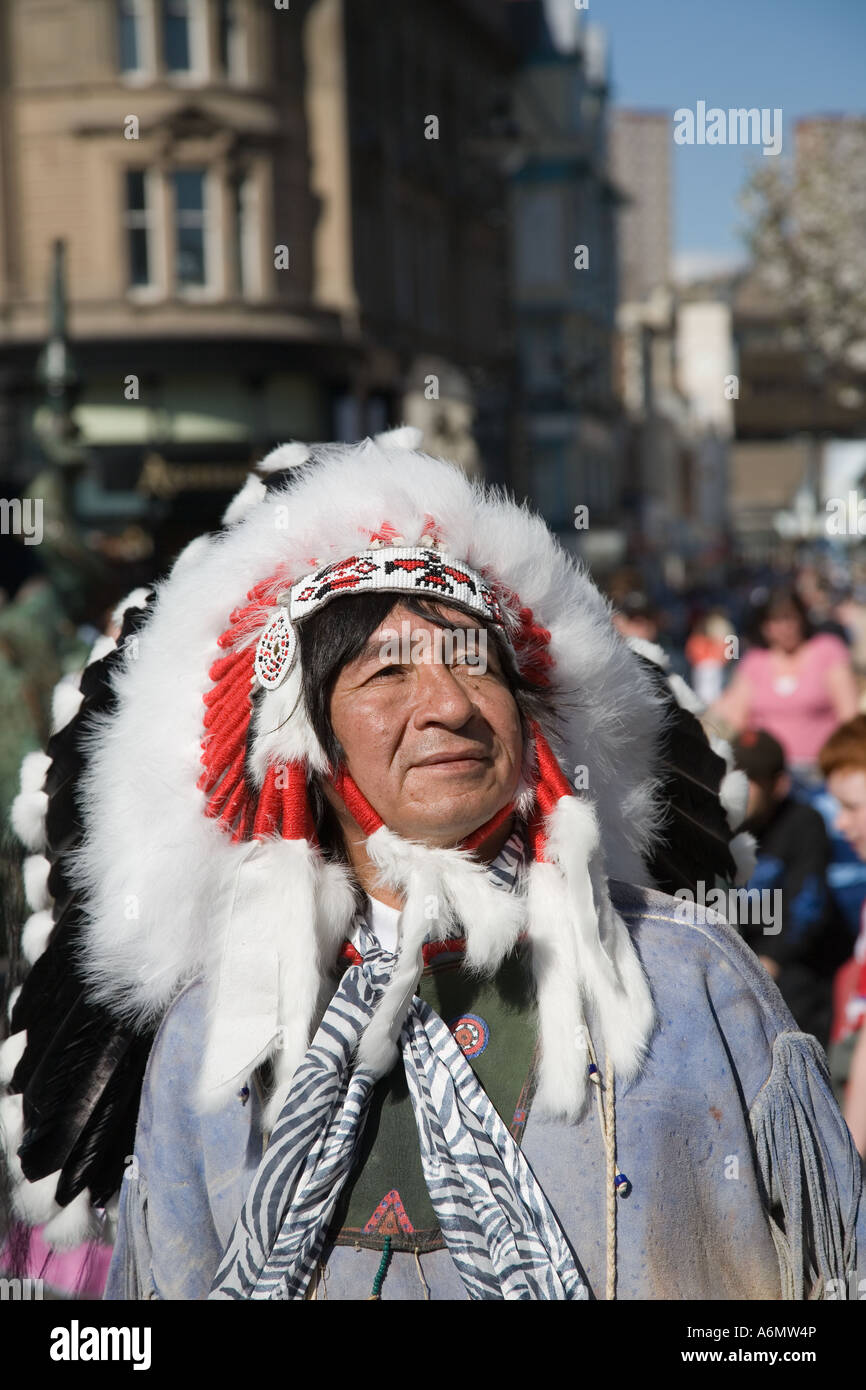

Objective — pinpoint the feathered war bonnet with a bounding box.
[69,429,667,1132]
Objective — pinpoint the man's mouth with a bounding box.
[413,751,489,769]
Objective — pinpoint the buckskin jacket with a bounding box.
[105,880,866,1302]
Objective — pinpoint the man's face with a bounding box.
[827,767,866,860]
[325,602,524,847]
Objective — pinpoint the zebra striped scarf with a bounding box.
[209,923,588,1300]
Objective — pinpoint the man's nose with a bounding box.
[411,659,476,727]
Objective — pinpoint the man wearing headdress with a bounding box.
[3,433,864,1300]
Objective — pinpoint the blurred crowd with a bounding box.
[611,563,866,1161]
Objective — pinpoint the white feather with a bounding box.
[23,854,51,912]
[19,750,51,795]
[170,532,212,577]
[13,1170,61,1225]
[10,790,48,851]
[626,636,670,671]
[111,586,153,629]
[374,425,423,451]
[257,442,312,475]
[0,1030,27,1085]
[708,733,735,769]
[51,676,84,733]
[720,768,749,831]
[6,985,22,1024]
[0,1091,24,1157]
[42,1189,99,1249]
[730,830,758,885]
[85,634,116,667]
[668,672,706,716]
[21,909,54,964]
[222,474,267,527]
[11,750,50,855]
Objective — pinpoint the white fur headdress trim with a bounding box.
[526,797,655,1119]
[355,825,528,1077]
[198,837,356,1130]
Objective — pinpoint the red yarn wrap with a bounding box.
[331,736,572,862]
[526,720,574,862]
[492,580,555,690]
[200,568,318,845]
[332,765,384,835]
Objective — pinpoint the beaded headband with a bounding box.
[254,546,512,690]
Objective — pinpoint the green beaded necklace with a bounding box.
[367,1236,393,1300]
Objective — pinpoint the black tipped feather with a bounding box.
[636,654,737,896]
[5,594,156,1214]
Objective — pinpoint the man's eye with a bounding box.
[370,664,403,680]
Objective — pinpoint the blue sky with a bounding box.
[593,0,866,276]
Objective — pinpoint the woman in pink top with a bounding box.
[711,587,859,770]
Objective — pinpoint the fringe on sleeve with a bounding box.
[749,1031,862,1300]
[102,1172,158,1301]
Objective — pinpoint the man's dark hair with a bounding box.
[732,728,787,785]
[289,592,553,862]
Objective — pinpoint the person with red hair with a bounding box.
[819,716,866,1158]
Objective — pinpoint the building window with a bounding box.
[231,171,258,296]
[515,188,565,291]
[162,0,192,72]
[218,0,246,81]
[117,0,141,71]
[118,0,155,77]
[124,169,154,287]
[173,169,208,287]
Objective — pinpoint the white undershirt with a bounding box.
[352,895,402,953]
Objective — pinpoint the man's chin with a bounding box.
[395,802,514,850]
